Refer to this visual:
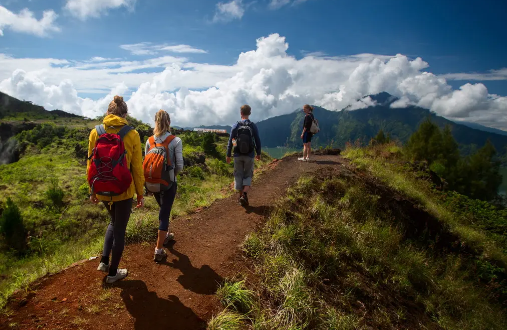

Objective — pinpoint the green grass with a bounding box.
[210,161,507,329]
[216,280,255,313]
[207,309,246,330]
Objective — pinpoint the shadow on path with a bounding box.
[163,247,223,295]
[116,280,206,330]
[245,205,274,217]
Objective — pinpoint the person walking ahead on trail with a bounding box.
[226,105,262,207]
[299,104,315,162]
[87,96,145,284]
[144,110,184,263]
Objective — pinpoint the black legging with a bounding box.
[101,198,132,276]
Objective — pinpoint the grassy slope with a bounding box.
[209,145,507,330]
[0,122,272,308]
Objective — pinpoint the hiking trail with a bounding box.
[0,154,346,330]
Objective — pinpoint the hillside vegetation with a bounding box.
[209,144,507,329]
[0,113,271,308]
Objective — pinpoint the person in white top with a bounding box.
[145,110,184,262]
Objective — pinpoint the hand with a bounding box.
[301,133,304,139]
[255,155,261,161]
[226,157,231,164]
[136,196,145,209]
[89,194,99,204]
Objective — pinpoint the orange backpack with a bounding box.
[143,135,176,193]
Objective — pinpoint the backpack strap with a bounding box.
[161,135,176,165]
[95,125,106,136]
[118,126,133,140]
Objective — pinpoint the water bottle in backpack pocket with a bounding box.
[235,122,255,155]
[88,125,133,197]
[143,135,176,193]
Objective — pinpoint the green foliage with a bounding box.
[208,159,231,177]
[372,129,391,145]
[186,166,205,179]
[16,123,67,149]
[45,179,65,209]
[201,133,219,156]
[406,119,502,200]
[217,280,255,313]
[207,310,246,330]
[0,198,26,253]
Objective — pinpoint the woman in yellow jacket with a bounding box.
[87,96,145,284]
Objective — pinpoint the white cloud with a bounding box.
[269,0,309,10]
[64,0,136,20]
[0,6,60,37]
[120,42,208,55]
[1,33,507,130]
[161,45,208,54]
[441,68,507,81]
[213,0,244,22]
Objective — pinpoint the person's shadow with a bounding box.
[117,280,206,330]
[163,247,223,295]
[245,205,273,217]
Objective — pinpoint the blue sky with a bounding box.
[0,0,506,128]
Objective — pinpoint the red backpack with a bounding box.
[88,125,133,198]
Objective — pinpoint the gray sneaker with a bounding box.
[154,249,168,263]
[97,262,109,273]
[106,269,128,284]
[163,233,175,246]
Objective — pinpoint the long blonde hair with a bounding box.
[107,95,128,117]
[154,110,171,137]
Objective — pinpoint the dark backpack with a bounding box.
[87,125,133,197]
[235,121,255,155]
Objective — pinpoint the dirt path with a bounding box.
[0,154,345,330]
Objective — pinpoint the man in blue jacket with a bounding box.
[226,105,262,207]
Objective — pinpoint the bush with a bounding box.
[0,198,26,253]
[187,166,205,180]
[208,159,230,177]
[45,179,65,208]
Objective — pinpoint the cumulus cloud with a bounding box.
[120,42,208,55]
[1,33,507,129]
[213,0,244,22]
[64,0,136,20]
[0,6,60,37]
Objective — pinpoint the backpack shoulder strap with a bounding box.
[118,126,133,140]
[95,125,106,136]
[161,135,176,165]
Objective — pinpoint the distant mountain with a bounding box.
[0,92,81,120]
[256,93,507,156]
[456,121,507,136]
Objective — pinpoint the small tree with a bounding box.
[45,179,65,209]
[0,198,26,253]
[461,140,502,201]
[373,129,388,145]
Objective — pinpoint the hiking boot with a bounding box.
[154,249,168,263]
[163,233,175,247]
[239,196,248,207]
[97,262,109,273]
[298,157,305,161]
[106,269,128,284]
[243,193,249,206]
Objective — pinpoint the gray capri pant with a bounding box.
[234,156,255,190]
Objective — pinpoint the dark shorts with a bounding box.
[303,132,313,143]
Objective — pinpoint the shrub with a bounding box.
[45,178,65,208]
[208,159,230,177]
[187,166,205,180]
[0,198,26,253]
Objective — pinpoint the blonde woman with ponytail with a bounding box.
[145,110,184,262]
